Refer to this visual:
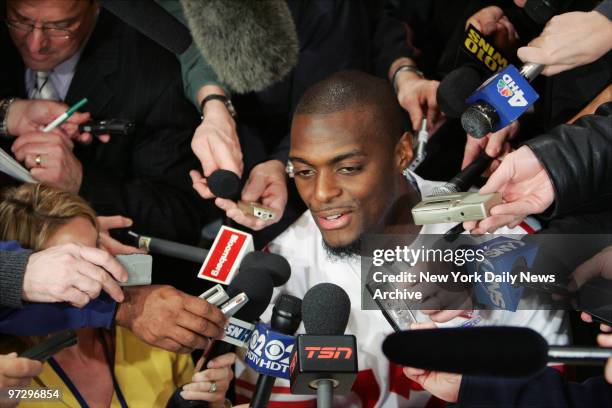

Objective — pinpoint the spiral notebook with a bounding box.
[0,147,35,183]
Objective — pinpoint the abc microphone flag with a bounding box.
[197,225,254,285]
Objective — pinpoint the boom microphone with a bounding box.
[249,294,303,408]
[179,0,298,93]
[382,327,612,378]
[290,283,357,408]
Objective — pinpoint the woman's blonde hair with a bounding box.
[0,183,98,250]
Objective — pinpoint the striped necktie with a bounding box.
[30,71,60,100]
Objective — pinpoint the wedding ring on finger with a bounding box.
[35,154,42,167]
[208,381,217,393]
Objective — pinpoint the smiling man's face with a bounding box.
[290,107,406,252]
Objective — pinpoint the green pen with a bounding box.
[42,97,88,133]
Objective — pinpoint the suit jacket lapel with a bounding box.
[65,10,119,114]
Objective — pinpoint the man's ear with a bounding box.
[395,132,413,170]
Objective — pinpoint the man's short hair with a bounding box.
[294,70,410,143]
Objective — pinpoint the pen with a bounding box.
[42,97,88,133]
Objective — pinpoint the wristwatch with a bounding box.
[0,97,17,137]
[391,65,425,94]
[200,94,237,120]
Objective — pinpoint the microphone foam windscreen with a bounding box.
[208,170,241,200]
[240,252,291,287]
[180,0,299,93]
[229,270,274,322]
[382,327,548,377]
[437,65,483,118]
[302,283,351,335]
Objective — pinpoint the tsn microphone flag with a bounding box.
[466,65,539,132]
[245,322,295,380]
[198,225,254,284]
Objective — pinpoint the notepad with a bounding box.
[0,147,35,183]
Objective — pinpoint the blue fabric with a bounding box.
[0,293,117,336]
[0,240,26,252]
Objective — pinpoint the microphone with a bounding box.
[240,251,291,287]
[461,62,543,138]
[382,326,612,378]
[166,270,276,408]
[430,152,494,196]
[437,64,486,119]
[179,0,298,93]
[208,170,242,201]
[204,269,275,361]
[207,170,278,221]
[98,0,191,54]
[289,283,357,408]
[126,231,208,264]
[249,294,303,408]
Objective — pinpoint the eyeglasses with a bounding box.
[4,18,76,39]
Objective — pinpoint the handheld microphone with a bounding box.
[249,294,303,408]
[437,64,485,119]
[290,283,357,408]
[208,170,242,201]
[208,170,278,221]
[411,152,499,225]
[430,152,494,196]
[382,326,612,378]
[166,270,275,408]
[461,63,543,138]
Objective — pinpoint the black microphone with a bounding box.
[431,152,494,196]
[208,169,242,200]
[98,0,192,54]
[382,327,612,378]
[166,269,275,408]
[250,294,303,408]
[204,270,275,362]
[437,64,486,119]
[119,230,290,286]
[240,251,291,287]
[289,283,357,408]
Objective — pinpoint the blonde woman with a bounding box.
[0,183,234,408]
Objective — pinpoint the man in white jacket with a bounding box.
[235,70,568,407]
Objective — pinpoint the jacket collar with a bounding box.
[65,9,119,113]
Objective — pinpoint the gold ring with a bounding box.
[208,381,217,393]
[35,155,42,166]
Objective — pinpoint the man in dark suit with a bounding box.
[0,0,206,246]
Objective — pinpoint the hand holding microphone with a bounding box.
[517,10,612,76]
[203,166,287,231]
[462,145,554,234]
